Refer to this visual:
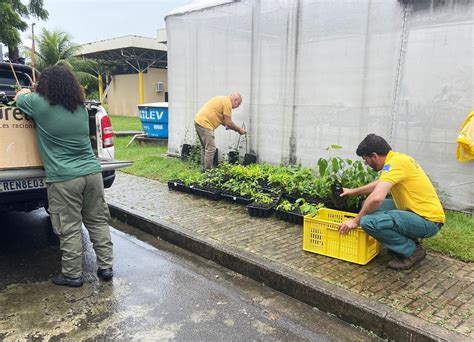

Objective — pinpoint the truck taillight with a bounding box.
[101,116,114,148]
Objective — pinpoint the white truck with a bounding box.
[0,62,130,213]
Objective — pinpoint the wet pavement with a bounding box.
[105,172,474,340]
[0,210,379,341]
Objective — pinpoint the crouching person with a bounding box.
[16,65,113,287]
[338,134,445,270]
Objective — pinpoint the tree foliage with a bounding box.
[25,28,99,96]
[0,0,48,52]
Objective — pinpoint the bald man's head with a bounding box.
[230,93,242,109]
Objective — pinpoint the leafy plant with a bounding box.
[187,143,202,165]
[221,178,258,198]
[182,173,205,186]
[276,199,293,212]
[251,192,274,205]
[294,198,324,216]
[316,155,378,210]
[276,198,324,217]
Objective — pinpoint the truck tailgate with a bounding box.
[0,160,132,181]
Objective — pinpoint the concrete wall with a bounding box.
[107,68,168,116]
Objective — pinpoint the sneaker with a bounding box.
[387,245,426,271]
[97,268,113,281]
[52,274,83,288]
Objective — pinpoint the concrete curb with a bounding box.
[108,202,468,342]
[113,130,143,137]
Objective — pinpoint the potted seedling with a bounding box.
[275,198,323,225]
[220,178,257,205]
[246,192,278,218]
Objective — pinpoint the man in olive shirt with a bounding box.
[194,93,246,170]
[338,134,445,270]
[16,66,113,287]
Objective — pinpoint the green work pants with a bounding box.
[360,199,440,258]
[47,172,113,278]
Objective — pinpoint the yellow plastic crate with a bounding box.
[303,208,380,265]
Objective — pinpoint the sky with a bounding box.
[21,0,192,45]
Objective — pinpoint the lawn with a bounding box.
[422,210,474,262]
[112,116,474,262]
[110,115,143,132]
[114,136,200,182]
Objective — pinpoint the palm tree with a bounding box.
[25,28,98,91]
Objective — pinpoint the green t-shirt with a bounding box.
[16,92,101,183]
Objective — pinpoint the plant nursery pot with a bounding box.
[246,202,276,218]
[243,153,257,165]
[190,184,221,201]
[213,148,219,166]
[181,144,192,160]
[275,209,304,225]
[167,179,187,192]
[228,151,239,164]
[220,192,253,205]
[330,183,346,209]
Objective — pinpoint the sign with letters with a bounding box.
[0,106,43,170]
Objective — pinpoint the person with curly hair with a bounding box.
[338,134,445,270]
[15,65,113,287]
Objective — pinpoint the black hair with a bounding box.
[356,134,392,157]
[36,65,85,112]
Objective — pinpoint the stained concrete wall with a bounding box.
[107,68,168,116]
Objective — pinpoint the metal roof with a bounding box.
[77,35,167,74]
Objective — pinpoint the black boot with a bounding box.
[97,268,113,281]
[52,274,83,287]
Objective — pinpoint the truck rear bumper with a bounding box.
[0,188,48,213]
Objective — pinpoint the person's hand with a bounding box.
[14,88,31,101]
[16,88,31,95]
[338,218,359,235]
[238,127,246,135]
[340,187,356,197]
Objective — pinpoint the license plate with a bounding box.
[0,178,46,193]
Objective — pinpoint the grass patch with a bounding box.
[114,136,200,182]
[422,210,474,262]
[110,115,143,132]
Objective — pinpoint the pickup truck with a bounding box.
[0,62,130,213]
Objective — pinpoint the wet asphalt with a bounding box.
[0,209,380,341]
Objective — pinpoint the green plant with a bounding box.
[276,199,293,212]
[277,198,324,217]
[298,200,324,217]
[251,192,273,205]
[187,143,202,165]
[221,178,258,198]
[294,198,324,216]
[182,173,205,186]
[316,156,378,209]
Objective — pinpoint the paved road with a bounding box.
[0,210,380,341]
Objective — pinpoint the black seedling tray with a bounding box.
[220,192,253,205]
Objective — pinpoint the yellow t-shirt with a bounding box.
[379,150,445,223]
[194,96,232,130]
